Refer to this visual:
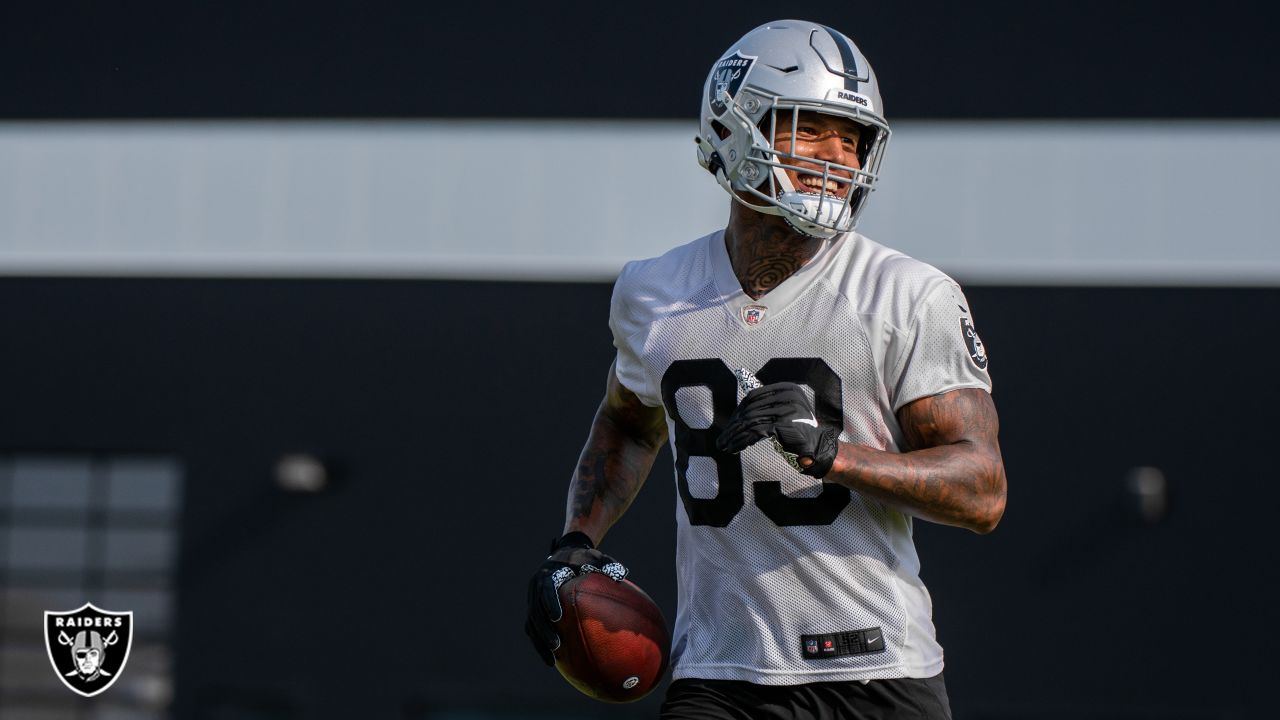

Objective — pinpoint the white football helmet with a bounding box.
[696,20,891,239]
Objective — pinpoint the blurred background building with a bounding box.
[1,1,1277,718]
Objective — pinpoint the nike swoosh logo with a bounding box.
[865,634,880,645]
[792,418,818,427]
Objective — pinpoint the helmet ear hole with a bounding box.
[710,119,731,141]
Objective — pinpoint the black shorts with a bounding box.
[658,673,952,720]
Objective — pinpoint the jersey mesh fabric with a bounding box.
[610,231,990,684]
[889,281,990,412]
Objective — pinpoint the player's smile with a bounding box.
[792,171,852,199]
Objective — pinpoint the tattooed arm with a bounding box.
[823,388,1007,534]
[563,360,669,545]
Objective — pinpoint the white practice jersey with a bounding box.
[609,230,991,685]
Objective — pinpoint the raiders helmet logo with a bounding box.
[960,317,988,370]
[44,603,133,697]
[708,52,756,117]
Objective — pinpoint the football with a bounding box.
[553,571,670,703]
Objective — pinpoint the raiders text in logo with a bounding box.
[960,316,988,370]
[708,52,756,117]
[45,603,134,697]
[837,90,867,106]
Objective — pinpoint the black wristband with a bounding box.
[550,531,595,552]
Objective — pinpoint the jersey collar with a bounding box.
[709,228,850,326]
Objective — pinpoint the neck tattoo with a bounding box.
[725,215,823,300]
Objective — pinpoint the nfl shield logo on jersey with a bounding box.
[708,52,756,117]
[741,304,767,325]
[44,603,133,697]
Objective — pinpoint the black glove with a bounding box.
[524,531,629,666]
[715,382,840,478]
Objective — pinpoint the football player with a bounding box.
[526,19,1006,720]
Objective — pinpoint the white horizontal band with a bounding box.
[1,119,1277,285]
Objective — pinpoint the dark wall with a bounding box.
[1,277,1276,718]
[3,0,1278,120]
